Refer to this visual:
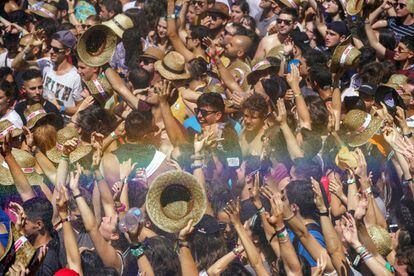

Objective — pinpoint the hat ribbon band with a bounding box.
[233,68,245,78]
[286,0,298,8]
[32,6,56,19]
[2,161,35,174]
[112,18,126,32]
[162,61,186,75]
[339,45,354,66]
[252,60,270,72]
[26,109,46,121]
[14,235,29,252]
[56,139,81,151]
[0,125,16,138]
[356,114,372,133]
[93,79,106,95]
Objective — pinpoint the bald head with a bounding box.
[225,35,253,59]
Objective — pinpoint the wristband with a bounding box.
[277,229,288,239]
[115,202,126,213]
[178,239,189,248]
[317,210,329,216]
[346,178,356,185]
[365,187,372,195]
[130,245,145,257]
[95,173,104,182]
[60,216,71,224]
[269,232,278,243]
[60,105,65,114]
[190,154,205,160]
[110,131,118,140]
[283,213,295,221]
[73,193,82,200]
[402,178,413,187]
[166,14,177,19]
[191,163,204,170]
[60,155,69,161]
[385,262,395,273]
[257,206,265,215]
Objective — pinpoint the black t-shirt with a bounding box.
[14,100,64,130]
[32,235,62,276]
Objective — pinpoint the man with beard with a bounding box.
[204,2,230,40]
[12,31,83,117]
[15,69,64,129]
[224,35,253,66]
[254,7,297,58]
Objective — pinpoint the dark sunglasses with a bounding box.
[194,107,218,117]
[50,46,65,53]
[208,13,224,21]
[80,24,92,29]
[393,2,406,8]
[277,19,292,25]
[192,0,205,5]
[28,85,43,90]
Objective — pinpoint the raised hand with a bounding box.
[249,172,262,209]
[395,106,409,132]
[382,126,401,148]
[22,126,34,149]
[62,138,78,156]
[7,261,29,276]
[329,177,345,199]
[157,80,174,104]
[69,164,82,195]
[77,96,95,112]
[194,131,223,154]
[202,37,217,58]
[286,63,302,89]
[9,202,26,233]
[0,132,12,157]
[352,148,367,179]
[341,213,359,247]
[223,198,242,226]
[91,132,104,170]
[354,192,368,220]
[311,177,327,212]
[56,185,70,218]
[312,252,328,276]
[178,219,195,240]
[260,186,284,227]
[274,98,287,126]
[112,180,124,202]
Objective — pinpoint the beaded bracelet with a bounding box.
[361,253,373,263]
[277,229,289,239]
[60,155,69,161]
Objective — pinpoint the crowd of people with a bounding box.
[0,0,414,274]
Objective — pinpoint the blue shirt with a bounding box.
[0,209,10,248]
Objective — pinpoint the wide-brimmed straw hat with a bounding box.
[84,73,114,106]
[331,36,361,73]
[382,74,408,91]
[155,51,191,81]
[146,171,207,233]
[204,83,226,94]
[246,57,274,85]
[346,0,364,15]
[46,127,92,164]
[140,46,165,61]
[280,0,301,9]
[367,225,392,257]
[0,149,43,186]
[228,60,251,92]
[267,45,285,60]
[0,120,23,139]
[77,24,118,67]
[335,147,358,170]
[23,103,58,130]
[102,14,134,38]
[27,2,57,19]
[343,109,383,147]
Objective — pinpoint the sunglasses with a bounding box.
[28,85,43,90]
[277,19,292,25]
[50,46,66,53]
[192,0,205,6]
[194,107,218,117]
[393,2,406,8]
[208,13,223,21]
[139,57,156,65]
[80,24,92,29]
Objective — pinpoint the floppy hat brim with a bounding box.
[146,171,207,233]
[154,60,191,81]
[46,145,92,164]
[345,116,383,147]
[346,0,364,15]
[246,64,273,85]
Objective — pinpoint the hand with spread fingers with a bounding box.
[0,132,12,157]
[354,192,369,220]
[62,138,78,157]
[311,177,327,213]
[9,202,26,234]
[178,219,195,241]
[249,172,262,210]
[223,198,242,226]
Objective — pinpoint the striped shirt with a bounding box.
[387,17,414,42]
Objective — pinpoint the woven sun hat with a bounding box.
[0,120,23,139]
[330,36,361,73]
[23,103,58,130]
[267,45,285,60]
[382,74,408,91]
[343,109,383,147]
[246,57,274,85]
[102,13,134,39]
[334,147,358,170]
[84,73,114,106]
[77,24,118,67]
[140,46,165,62]
[0,148,43,186]
[367,225,392,257]
[204,83,226,94]
[46,126,92,164]
[228,59,251,92]
[346,0,364,15]
[280,0,301,9]
[154,51,191,81]
[146,171,207,233]
[27,2,57,19]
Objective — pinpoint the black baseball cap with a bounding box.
[358,83,377,96]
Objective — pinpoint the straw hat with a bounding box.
[204,83,226,94]
[246,57,274,85]
[23,103,58,130]
[77,24,118,67]
[0,149,44,186]
[367,225,392,257]
[267,45,285,60]
[382,74,408,91]
[280,0,301,9]
[46,127,92,164]
[330,37,361,73]
[343,110,383,147]
[154,51,191,81]
[346,0,364,15]
[228,60,251,92]
[146,171,207,233]
[335,147,358,170]
[84,73,114,106]
[27,2,57,19]
[102,14,134,38]
[0,224,36,271]
[140,47,165,61]
[408,0,414,12]
[0,120,23,139]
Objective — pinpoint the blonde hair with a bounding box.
[34,124,57,153]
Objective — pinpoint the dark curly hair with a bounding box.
[76,104,116,142]
[285,180,318,219]
[144,236,181,276]
[241,94,268,118]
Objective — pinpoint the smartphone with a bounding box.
[287,59,300,73]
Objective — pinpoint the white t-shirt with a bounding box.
[0,50,13,68]
[37,58,83,108]
[1,110,24,128]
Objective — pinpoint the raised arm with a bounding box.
[224,199,270,276]
[167,0,196,61]
[104,67,140,109]
[364,20,387,57]
[178,219,199,276]
[1,133,35,202]
[56,185,83,275]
